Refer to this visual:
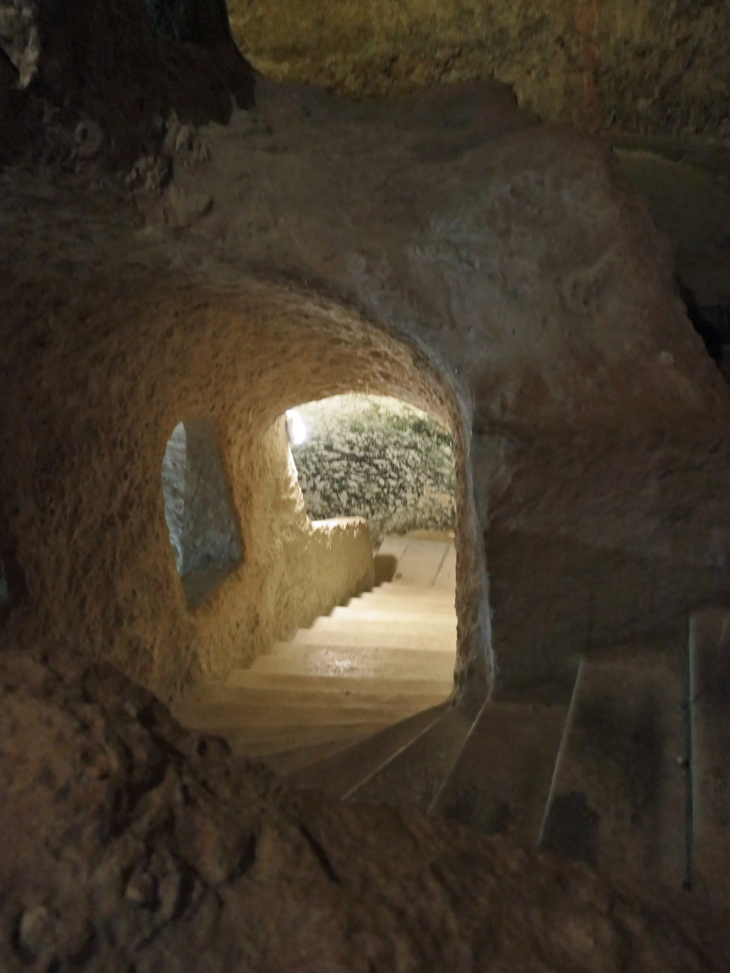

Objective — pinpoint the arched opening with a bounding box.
[289,392,456,547]
[4,276,489,715]
[172,384,466,774]
[161,418,243,609]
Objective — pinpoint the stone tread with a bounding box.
[287,703,449,798]
[292,629,455,651]
[173,698,437,729]
[539,657,686,889]
[357,587,455,601]
[256,645,455,680]
[346,704,475,810]
[328,607,455,624]
[175,534,459,779]
[430,701,567,843]
[309,616,455,634]
[224,670,452,695]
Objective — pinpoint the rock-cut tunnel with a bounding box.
[166,391,463,769]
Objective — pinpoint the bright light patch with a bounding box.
[286,409,307,445]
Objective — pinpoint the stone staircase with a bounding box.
[174,536,730,911]
[173,533,458,774]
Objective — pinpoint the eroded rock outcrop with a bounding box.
[229,0,730,140]
[0,0,254,165]
[1,643,727,973]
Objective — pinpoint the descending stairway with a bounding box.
[175,534,730,910]
[173,533,458,775]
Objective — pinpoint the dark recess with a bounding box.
[678,279,730,372]
[0,0,255,166]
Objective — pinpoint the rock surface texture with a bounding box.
[2,78,730,703]
[1,644,728,973]
[2,5,730,966]
[228,0,730,139]
[0,0,254,165]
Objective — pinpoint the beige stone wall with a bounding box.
[228,0,730,139]
[4,82,730,707]
[0,268,467,704]
[200,416,376,671]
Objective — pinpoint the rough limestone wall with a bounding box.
[291,394,456,544]
[5,82,730,705]
[0,257,463,702]
[227,0,730,139]
[224,418,376,668]
[167,415,376,687]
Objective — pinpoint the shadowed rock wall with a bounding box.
[0,0,254,165]
[228,0,730,139]
[2,642,728,972]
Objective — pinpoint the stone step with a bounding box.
[258,645,455,680]
[348,588,453,601]
[351,601,454,618]
[188,683,450,712]
[224,669,451,697]
[224,721,389,758]
[291,629,456,652]
[308,616,455,637]
[346,704,476,811]
[391,539,451,586]
[288,703,449,798]
[433,548,457,589]
[174,696,433,731]
[345,604,455,622]
[539,657,686,889]
[689,608,730,909]
[346,591,455,608]
[329,606,455,624]
[361,584,455,600]
[263,733,379,777]
[430,701,567,842]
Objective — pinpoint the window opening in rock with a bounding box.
[162,418,243,609]
[288,393,456,581]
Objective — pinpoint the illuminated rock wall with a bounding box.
[228,0,730,139]
[292,395,456,544]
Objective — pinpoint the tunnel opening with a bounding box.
[288,393,456,549]
[171,390,463,770]
[161,418,243,609]
[171,363,482,772]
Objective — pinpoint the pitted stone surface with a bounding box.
[0,644,727,973]
[3,80,730,705]
[228,0,730,140]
